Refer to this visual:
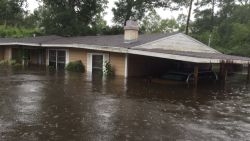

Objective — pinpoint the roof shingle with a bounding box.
[0,33,177,48]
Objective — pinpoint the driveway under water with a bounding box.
[0,67,250,141]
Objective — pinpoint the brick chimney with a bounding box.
[124,20,139,43]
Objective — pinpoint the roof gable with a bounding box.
[133,33,220,54]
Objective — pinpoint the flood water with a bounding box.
[0,67,250,141]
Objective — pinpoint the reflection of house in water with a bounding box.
[1,20,250,85]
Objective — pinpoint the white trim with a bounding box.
[47,49,69,69]
[87,53,93,72]
[125,54,128,78]
[46,49,49,66]
[0,42,128,54]
[42,44,128,54]
[66,49,69,65]
[87,53,110,73]
[128,49,250,64]
[0,43,40,46]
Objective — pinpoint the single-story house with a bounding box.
[0,20,250,79]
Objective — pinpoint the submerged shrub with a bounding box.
[0,60,20,66]
[104,61,114,77]
[66,60,85,72]
[0,60,9,65]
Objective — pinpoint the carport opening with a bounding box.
[127,54,212,78]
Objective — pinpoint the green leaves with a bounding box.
[192,2,250,57]
[66,60,85,73]
[112,0,170,25]
[141,10,179,33]
[40,0,108,36]
[0,25,40,38]
[0,0,26,26]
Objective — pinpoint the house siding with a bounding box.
[69,48,87,66]
[4,47,12,60]
[109,53,126,76]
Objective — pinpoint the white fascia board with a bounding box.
[128,49,217,63]
[41,44,128,54]
[232,60,250,64]
[0,42,41,46]
[41,44,78,48]
[128,49,248,64]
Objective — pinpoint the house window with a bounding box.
[48,50,67,69]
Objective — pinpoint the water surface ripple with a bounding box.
[0,67,250,141]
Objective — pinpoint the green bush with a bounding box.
[66,60,85,72]
[104,61,114,76]
[0,59,20,66]
[0,60,9,65]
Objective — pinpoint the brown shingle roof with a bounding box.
[45,33,177,48]
[0,35,61,45]
[0,33,177,48]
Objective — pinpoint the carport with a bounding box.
[126,48,250,86]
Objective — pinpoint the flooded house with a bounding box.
[0,20,250,84]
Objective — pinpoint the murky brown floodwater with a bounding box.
[0,67,250,141]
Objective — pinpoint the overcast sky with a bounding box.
[26,0,186,25]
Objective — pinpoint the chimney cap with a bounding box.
[124,20,139,31]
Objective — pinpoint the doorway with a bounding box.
[92,55,104,75]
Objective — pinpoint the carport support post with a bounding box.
[194,64,199,87]
[219,60,228,82]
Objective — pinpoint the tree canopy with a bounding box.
[40,0,108,36]
[0,0,26,26]
[112,0,170,25]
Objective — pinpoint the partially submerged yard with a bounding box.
[0,67,250,141]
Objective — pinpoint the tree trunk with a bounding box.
[124,0,134,25]
[185,0,193,35]
[208,0,215,46]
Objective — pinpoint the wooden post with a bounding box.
[219,60,224,79]
[194,64,199,87]
[224,63,228,81]
[219,60,228,82]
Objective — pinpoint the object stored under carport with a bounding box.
[151,71,218,84]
